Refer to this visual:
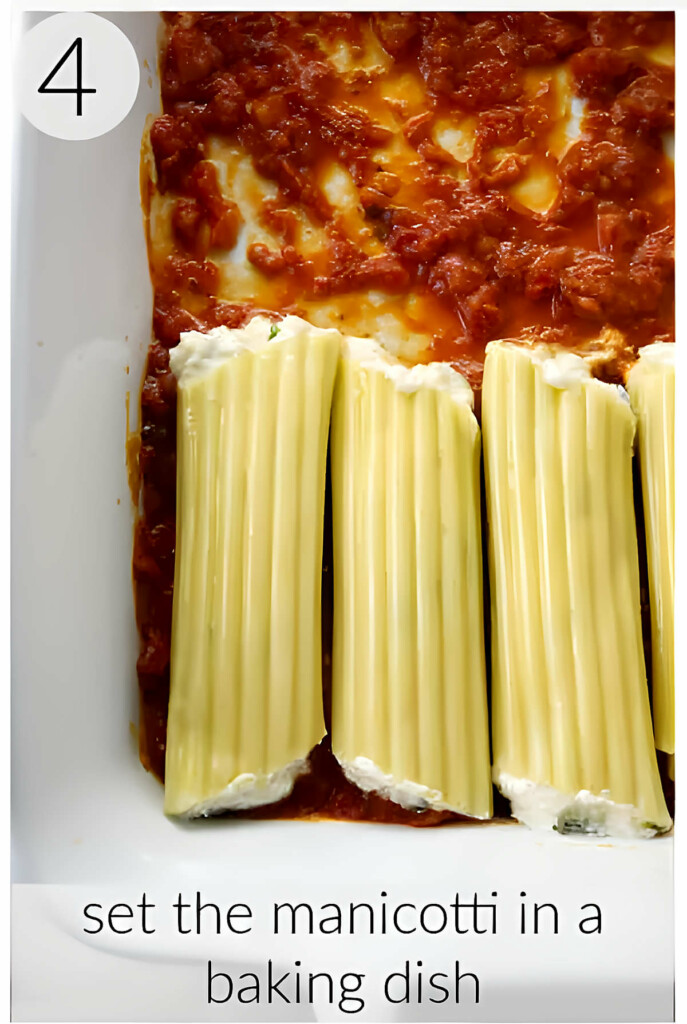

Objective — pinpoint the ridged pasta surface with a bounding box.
[628,344,675,757]
[165,327,339,816]
[483,342,670,832]
[331,346,492,819]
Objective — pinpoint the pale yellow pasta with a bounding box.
[164,316,340,817]
[627,342,675,759]
[483,341,671,836]
[330,339,492,820]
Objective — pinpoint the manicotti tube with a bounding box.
[627,342,675,766]
[482,341,671,837]
[330,338,492,820]
[165,315,340,816]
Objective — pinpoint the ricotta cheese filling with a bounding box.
[342,336,474,405]
[341,756,491,819]
[170,314,343,383]
[496,772,663,839]
[636,340,675,366]
[182,760,309,819]
[491,341,633,408]
[538,349,590,389]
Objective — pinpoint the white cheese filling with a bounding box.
[343,337,474,405]
[496,772,664,839]
[636,340,675,367]
[341,756,441,811]
[341,756,490,819]
[172,318,475,406]
[488,340,632,408]
[182,759,309,819]
[170,314,343,384]
[538,349,590,389]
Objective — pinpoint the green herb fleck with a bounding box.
[268,324,280,340]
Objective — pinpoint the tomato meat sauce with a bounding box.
[135,12,674,823]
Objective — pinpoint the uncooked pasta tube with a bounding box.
[482,340,671,837]
[331,338,492,820]
[627,342,675,767]
[165,315,340,817]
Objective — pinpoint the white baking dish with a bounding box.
[11,13,673,1022]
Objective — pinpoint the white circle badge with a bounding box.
[17,13,140,141]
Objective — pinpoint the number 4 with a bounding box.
[38,37,96,117]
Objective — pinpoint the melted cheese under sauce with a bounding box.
[144,21,675,364]
[168,58,591,356]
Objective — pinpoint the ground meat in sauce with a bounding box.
[135,12,674,824]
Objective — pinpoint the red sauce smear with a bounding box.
[135,12,674,824]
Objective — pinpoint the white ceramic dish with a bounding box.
[11,13,673,1022]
